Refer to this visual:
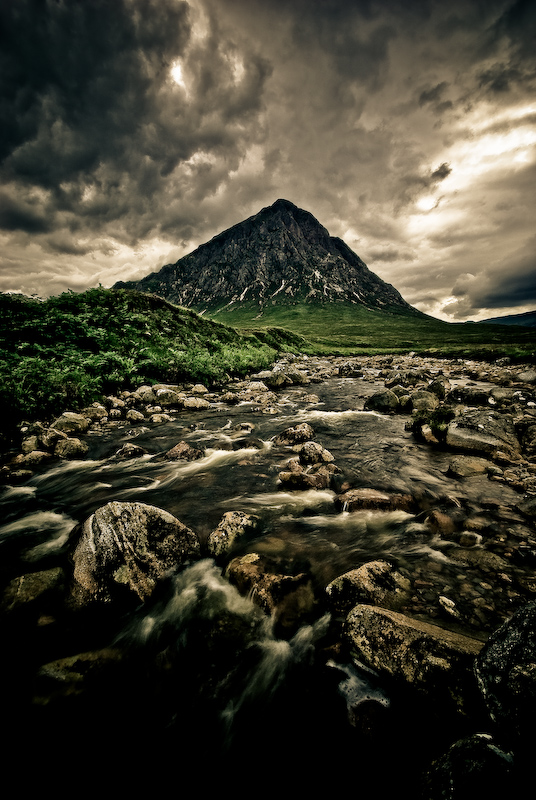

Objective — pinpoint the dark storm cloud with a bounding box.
[0,0,534,319]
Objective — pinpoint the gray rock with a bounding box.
[446,409,521,461]
[54,437,89,459]
[273,422,315,445]
[51,412,90,435]
[364,390,399,414]
[69,501,200,608]
[207,511,260,559]
[345,604,483,712]
[474,600,536,746]
[326,560,412,614]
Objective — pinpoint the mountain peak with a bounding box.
[114,201,416,315]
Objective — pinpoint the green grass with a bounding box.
[0,288,296,438]
[206,302,536,361]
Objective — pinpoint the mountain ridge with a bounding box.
[113,199,420,317]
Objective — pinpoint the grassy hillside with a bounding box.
[207,302,536,360]
[0,288,300,436]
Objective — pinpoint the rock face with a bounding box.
[113,199,417,314]
[69,501,200,608]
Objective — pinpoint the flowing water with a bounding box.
[0,371,524,788]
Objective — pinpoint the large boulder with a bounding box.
[445,409,521,461]
[364,390,399,414]
[474,600,536,749]
[345,604,484,713]
[69,501,200,608]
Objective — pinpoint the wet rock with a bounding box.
[226,552,317,636]
[410,389,439,412]
[447,455,501,479]
[69,501,200,608]
[54,437,89,459]
[295,440,335,464]
[326,560,412,614]
[155,387,184,406]
[207,511,260,559]
[126,409,145,423]
[338,361,364,378]
[132,385,156,404]
[1,566,66,614]
[82,403,108,423]
[51,412,90,435]
[345,604,484,713]
[183,397,210,410]
[165,441,205,461]
[278,461,340,490]
[33,647,125,705]
[474,600,536,748]
[336,488,415,513]
[149,413,174,423]
[273,422,315,445]
[446,409,522,461]
[111,443,148,461]
[515,369,536,384]
[422,733,514,798]
[364,390,399,414]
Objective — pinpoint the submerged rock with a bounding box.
[69,501,200,608]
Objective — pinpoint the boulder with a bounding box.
[446,409,522,461]
[155,387,184,406]
[326,560,412,614]
[207,511,260,559]
[364,390,399,414]
[273,422,315,446]
[336,488,415,513]
[296,441,335,464]
[474,600,536,747]
[345,604,484,712]
[409,389,439,412]
[110,443,148,461]
[51,412,90,435]
[447,455,500,479]
[165,441,204,461]
[69,501,200,608]
[183,397,210,410]
[422,733,513,798]
[54,437,89,459]
[226,552,317,636]
[126,409,145,423]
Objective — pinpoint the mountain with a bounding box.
[114,199,419,317]
[476,310,536,328]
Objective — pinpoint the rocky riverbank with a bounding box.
[1,352,536,793]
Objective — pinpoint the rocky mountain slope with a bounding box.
[114,199,419,316]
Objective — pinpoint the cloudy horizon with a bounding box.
[1,0,534,322]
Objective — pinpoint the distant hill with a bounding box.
[476,310,536,328]
[114,198,421,317]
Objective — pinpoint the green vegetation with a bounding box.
[208,302,536,361]
[0,288,293,435]
[1,287,534,444]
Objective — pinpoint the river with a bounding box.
[0,361,532,790]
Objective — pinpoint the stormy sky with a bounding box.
[1,0,535,321]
